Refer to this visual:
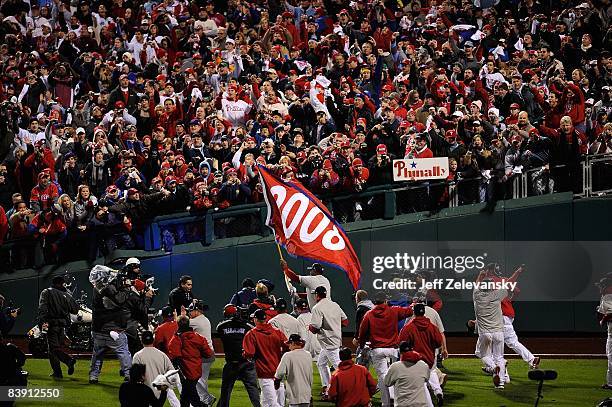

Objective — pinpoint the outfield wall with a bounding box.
[3,193,611,335]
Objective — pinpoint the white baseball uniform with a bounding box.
[598,293,612,385]
[473,287,508,387]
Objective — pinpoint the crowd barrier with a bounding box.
[145,154,612,251]
[3,155,611,261]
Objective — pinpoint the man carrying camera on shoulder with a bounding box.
[37,276,79,379]
[89,268,154,384]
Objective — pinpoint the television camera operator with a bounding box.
[122,257,157,355]
[36,275,79,379]
[89,266,154,384]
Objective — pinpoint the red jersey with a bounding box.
[358,303,413,349]
[250,299,278,322]
[242,322,287,379]
[168,329,213,380]
[501,297,515,318]
[398,316,443,368]
[328,360,377,407]
[154,320,178,354]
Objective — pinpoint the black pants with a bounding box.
[127,334,143,357]
[180,378,204,407]
[218,360,260,407]
[47,325,73,375]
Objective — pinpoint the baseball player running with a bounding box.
[473,269,508,390]
[488,264,540,375]
[597,274,612,390]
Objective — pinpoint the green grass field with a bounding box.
[19,357,611,406]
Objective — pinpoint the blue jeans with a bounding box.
[89,331,132,380]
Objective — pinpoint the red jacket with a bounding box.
[154,320,178,354]
[358,303,413,348]
[29,211,66,237]
[0,206,7,245]
[398,316,443,368]
[24,148,56,183]
[242,322,287,379]
[328,360,377,407]
[168,328,213,380]
[30,182,60,211]
[501,297,515,318]
[251,299,278,322]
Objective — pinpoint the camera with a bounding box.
[6,300,21,316]
[144,276,158,295]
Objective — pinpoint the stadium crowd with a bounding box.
[0,0,609,266]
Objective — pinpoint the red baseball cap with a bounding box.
[376,144,388,155]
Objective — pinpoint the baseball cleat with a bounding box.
[495,384,505,390]
[530,357,541,369]
[482,366,493,375]
[602,384,612,390]
[493,366,501,387]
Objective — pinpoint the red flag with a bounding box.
[259,165,362,289]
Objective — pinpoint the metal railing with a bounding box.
[5,154,612,263]
[147,154,612,250]
[587,153,612,196]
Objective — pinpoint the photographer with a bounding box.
[219,168,251,206]
[0,295,18,338]
[24,139,55,188]
[36,276,79,378]
[340,158,370,221]
[367,144,393,186]
[89,267,154,384]
[125,278,155,356]
[589,122,612,155]
[308,159,339,195]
